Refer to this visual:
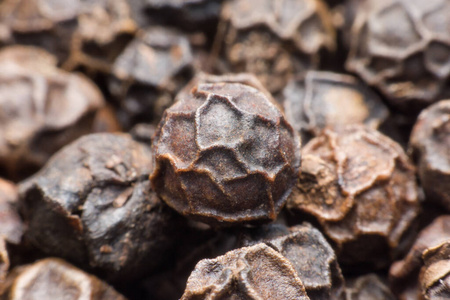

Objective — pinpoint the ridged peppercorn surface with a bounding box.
[346,0,450,111]
[287,125,420,270]
[151,74,301,226]
[410,100,450,211]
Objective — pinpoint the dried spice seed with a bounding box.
[218,0,335,94]
[390,215,450,300]
[287,125,420,270]
[283,71,388,141]
[151,73,301,226]
[181,243,310,300]
[345,274,395,300]
[409,100,450,211]
[0,258,126,300]
[19,133,184,282]
[346,0,450,112]
[239,223,345,300]
[0,46,104,181]
[0,0,137,71]
[109,26,194,128]
[419,241,450,300]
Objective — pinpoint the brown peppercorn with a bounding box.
[239,223,345,300]
[181,243,310,300]
[287,125,420,270]
[19,133,184,282]
[151,74,301,226]
[346,0,450,112]
[409,100,450,211]
[390,215,450,300]
[0,0,136,70]
[345,274,396,300]
[419,241,450,300]
[108,26,194,128]
[0,258,126,300]
[218,0,335,94]
[0,179,23,245]
[0,46,104,181]
[283,71,389,141]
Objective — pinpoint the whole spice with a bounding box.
[390,215,450,300]
[419,241,450,300]
[239,223,345,300]
[346,0,450,112]
[108,26,194,128]
[409,100,450,211]
[181,243,310,300]
[19,133,184,282]
[287,125,420,270]
[217,0,335,94]
[345,274,396,300]
[151,74,301,226]
[283,71,388,141]
[0,258,126,300]
[0,0,137,71]
[0,46,105,181]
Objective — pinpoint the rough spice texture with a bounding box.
[181,243,310,300]
[19,133,183,282]
[0,258,126,300]
[419,241,450,300]
[0,46,104,181]
[219,0,335,94]
[390,215,450,300]
[239,223,345,300]
[283,71,388,139]
[151,74,301,226]
[287,125,420,270]
[346,0,450,111]
[409,100,450,211]
[109,26,194,128]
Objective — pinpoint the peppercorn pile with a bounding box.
[0,0,449,299]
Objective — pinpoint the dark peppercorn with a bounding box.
[345,274,396,300]
[283,71,388,141]
[19,133,184,282]
[409,100,450,211]
[0,258,126,300]
[217,0,335,94]
[0,46,105,181]
[0,0,137,71]
[108,26,194,128]
[181,243,310,300]
[287,125,420,270]
[390,215,450,300]
[419,241,450,300]
[239,223,345,300]
[151,73,301,226]
[346,0,450,112]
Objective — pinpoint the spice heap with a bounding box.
[1,0,450,299]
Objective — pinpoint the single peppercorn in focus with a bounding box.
[151,73,301,226]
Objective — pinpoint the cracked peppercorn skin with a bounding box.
[151,76,301,226]
[287,125,420,270]
[18,133,183,283]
